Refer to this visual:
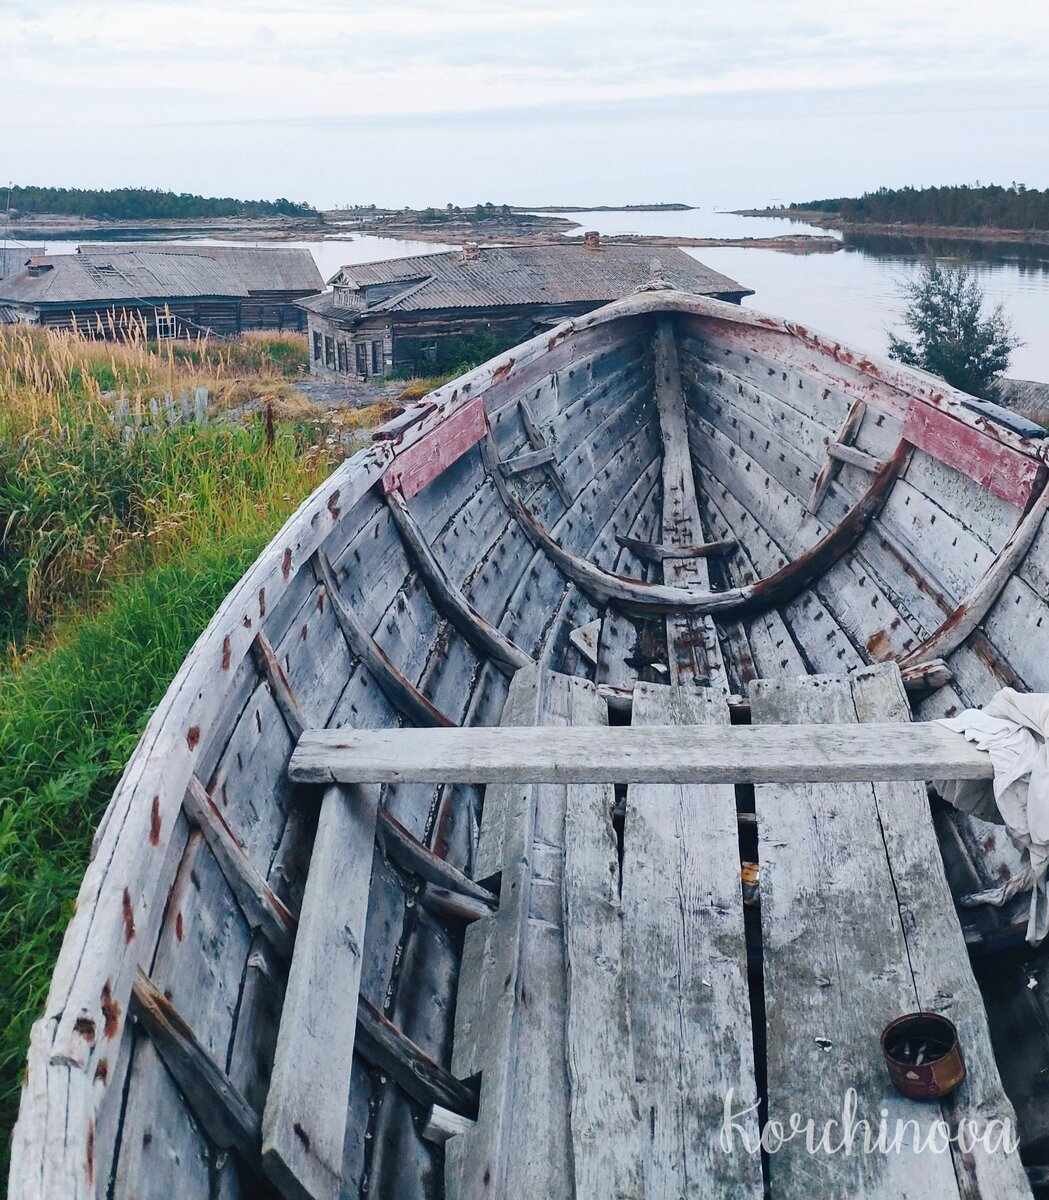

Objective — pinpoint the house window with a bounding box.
[419,340,438,366]
[325,336,336,368]
[337,342,349,373]
[313,331,322,360]
[155,312,176,340]
[371,340,383,374]
[355,343,368,375]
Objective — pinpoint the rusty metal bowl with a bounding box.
[881,1012,966,1100]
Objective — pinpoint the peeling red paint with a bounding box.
[327,489,341,519]
[175,911,184,941]
[186,726,200,750]
[100,981,121,1039]
[222,635,231,670]
[149,796,161,846]
[94,1059,108,1084]
[86,1121,94,1187]
[282,548,292,579]
[381,394,488,499]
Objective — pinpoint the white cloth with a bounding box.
[938,689,1049,944]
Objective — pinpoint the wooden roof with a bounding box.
[0,246,322,306]
[325,244,750,314]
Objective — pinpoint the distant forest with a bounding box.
[4,186,319,221]
[790,184,1049,231]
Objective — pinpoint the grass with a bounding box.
[0,325,388,1181]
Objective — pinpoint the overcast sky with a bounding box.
[4,0,1048,208]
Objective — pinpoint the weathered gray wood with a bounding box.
[616,533,738,561]
[355,997,479,1115]
[851,665,1031,1197]
[500,446,556,475]
[751,673,964,1199]
[624,684,763,1198]
[130,969,261,1170]
[807,397,867,513]
[262,783,379,1200]
[447,667,585,1200]
[901,478,1049,668]
[251,633,305,742]
[653,318,727,690]
[290,721,992,786]
[384,488,533,677]
[378,808,497,905]
[518,395,572,505]
[422,1106,477,1145]
[419,884,496,923]
[560,685,642,1197]
[315,547,455,728]
[900,657,954,696]
[827,439,883,472]
[183,777,296,962]
[567,616,602,666]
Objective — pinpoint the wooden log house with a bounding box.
[0,245,323,339]
[298,238,751,379]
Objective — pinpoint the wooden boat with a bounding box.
[10,284,1049,1200]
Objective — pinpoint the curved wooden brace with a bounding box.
[384,489,533,677]
[482,430,910,618]
[900,477,1049,670]
[314,548,455,728]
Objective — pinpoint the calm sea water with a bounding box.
[21,211,1049,381]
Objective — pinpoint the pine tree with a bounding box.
[888,262,1020,398]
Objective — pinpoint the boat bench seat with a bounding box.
[285,665,1030,1198]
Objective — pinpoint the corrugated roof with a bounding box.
[331,244,749,313]
[75,244,323,293]
[0,304,20,324]
[0,245,323,306]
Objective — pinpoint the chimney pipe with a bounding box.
[462,242,479,262]
[583,231,601,250]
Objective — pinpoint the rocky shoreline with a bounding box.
[734,208,1049,248]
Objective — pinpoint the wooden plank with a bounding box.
[380,394,488,499]
[261,783,379,1200]
[499,446,555,475]
[518,396,572,506]
[902,398,1046,507]
[560,686,642,1197]
[447,667,585,1199]
[182,776,297,961]
[616,533,738,561]
[315,547,455,728]
[251,632,305,741]
[384,488,533,677]
[624,684,763,1198]
[652,318,727,690]
[355,997,479,1116]
[377,808,497,906]
[827,439,883,472]
[289,721,993,786]
[900,479,1049,669]
[807,397,866,513]
[129,969,261,1171]
[850,665,1032,1198]
[751,673,964,1199]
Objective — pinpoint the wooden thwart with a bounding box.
[289,720,992,786]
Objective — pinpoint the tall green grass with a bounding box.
[0,326,374,1182]
[0,534,276,1179]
